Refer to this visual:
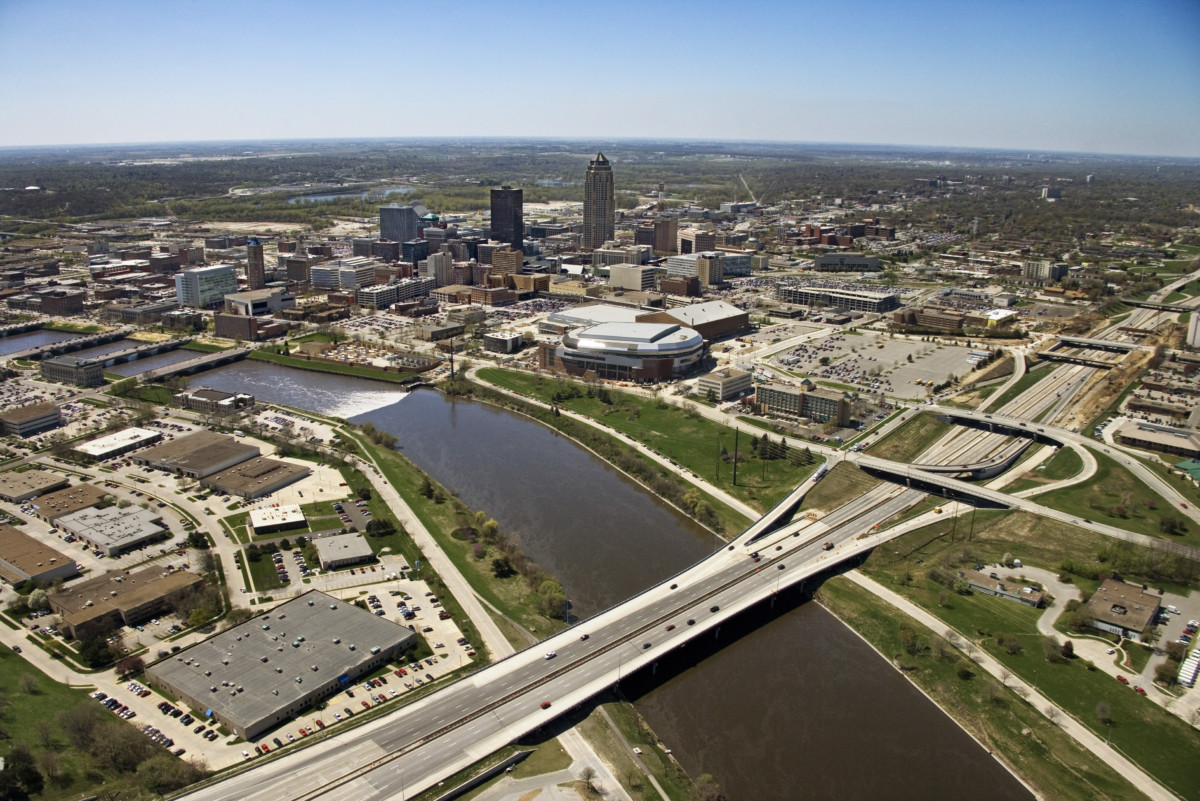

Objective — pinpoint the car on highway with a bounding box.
[544,651,556,660]
[687,619,695,625]
[579,633,590,641]
[710,605,720,613]
[642,642,652,649]
[665,624,675,631]
[540,702,551,709]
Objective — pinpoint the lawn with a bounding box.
[818,577,1156,801]
[244,550,286,591]
[1004,446,1085,494]
[867,412,955,463]
[0,647,194,799]
[475,368,821,514]
[797,462,882,514]
[1038,450,1199,547]
[249,349,418,385]
[577,697,694,801]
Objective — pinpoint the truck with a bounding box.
[823,541,834,551]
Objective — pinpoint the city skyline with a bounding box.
[1,0,1198,158]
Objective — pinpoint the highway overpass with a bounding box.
[1054,335,1148,352]
[177,481,925,801]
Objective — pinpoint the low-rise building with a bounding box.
[73,427,163,462]
[312,533,375,570]
[56,506,166,557]
[0,469,70,503]
[1085,579,1160,642]
[49,566,203,640]
[248,505,307,536]
[133,431,260,479]
[957,569,1044,608]
[201,457,311,500]
[0,402,62,437]
[40,356,104,387]
[0,525,78,587]
[481,331,524,354]
[144,590,415,739]
[696,368,752,401]
[223,287,295,317]
[1114,421,1200,459]
[172,388,256,415]
[755,383,850,426]
[31,483,107,523]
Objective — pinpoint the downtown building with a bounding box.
[489,187,524,252]
[583,153,615,251]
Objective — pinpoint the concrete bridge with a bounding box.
[6,326,133,360]
[148,348,250,379]
[1054,334,1147,352]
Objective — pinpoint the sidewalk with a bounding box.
[842,570,1180,801]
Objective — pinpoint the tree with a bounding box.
[0,744,43,797]
[580,766,598,795]
[26,589,48,613]
[117,655,145,678]
[356,486,372,501]
[35,750,61,785]
[1095,701,1112,725]
[16,674,38,695]
[491,556,515,579]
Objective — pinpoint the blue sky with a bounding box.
[1,0,1198,156]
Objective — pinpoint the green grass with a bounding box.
[42,321,104,334]
[244,551,285,591]
[1123,643,1154,674]
[1038,450,1199,547]
[989,361,1055,411]
[867,412,954,462]
[476,368,819,513]
[0,647,168,799]
[182,340,231,353]
[797,462,882,514]
[818,577,1155,801]
[578,697,694,801]
[249,349,418,384]
[1006,446,1085,494]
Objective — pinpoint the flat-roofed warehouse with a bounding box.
[56,506,166,557]
[0,469,69,502]
[0,402,62,438]
[201,457,311,500]
[49,566,203,640]
[145,590,417,740]
[0,525,78,586]
[313,532,375,569]
[249,505,306,536]
[73,427,162,461]
[133,430,260,479]
[637,300,750,341]
[31,483,107,523]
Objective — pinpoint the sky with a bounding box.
[1,0,1198,157]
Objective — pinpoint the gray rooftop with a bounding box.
[147,591,415,730]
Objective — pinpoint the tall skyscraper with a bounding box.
[245,237,266,290]
[489,186,523,252]
[583,152,614,251]
[653,217,678,255]
[380,205,418,243]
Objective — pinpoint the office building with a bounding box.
[773,284,900,313]
[224,287,296,317]
[246,237,266,290]
[40,356,104,388]
[1022,261,1069,282]
[665,252,725,286]
[133,431,261,479]
[609,264,657,292]
[201,457,311,500]
[755,383,851,426]
[0,470,70,503]
[490,187,524,252]
[380,205,419,244]
[679,229,717,254]
[50,565,203,640]
[313,534,375,570]
[696,368,752,401]
[1084,579,1160,642]
[73,427,163,461]
[57,506,166,558]
[654,217,678,255]
[172,388,255,415]
[583,153,615,250]
[593,243,651,268]
[0,525,78,587]
[175,265,238,309]
[0,402,62,437]
[813,253,879,272]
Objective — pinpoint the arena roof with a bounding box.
[568,322,705,355]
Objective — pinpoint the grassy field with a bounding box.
[867,412,954,462]
[1004,446,1085,494]
[1038,450,1199,547]
[476,368,821,513]
[0,647,194,799]
[818,578,1153,801]
[797,462,882,514]
[576,697,694,801]
[182,340,232,353]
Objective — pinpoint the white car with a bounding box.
[544,652,556,660]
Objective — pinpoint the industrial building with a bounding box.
[637,300,750,341]
[56,506,167,557]
[0,469,70,503]
[133,431,261,479]
[201,457,311,500]
[31,483,107,523]
[49,566,203,640]
[73,427,163,461]
[312,533,375,570]
[539,322,705,383]
[0,525,78,587]
[0,402,62,437]
[145,591,417,740]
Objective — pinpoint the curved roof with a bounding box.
[565,322,704,356]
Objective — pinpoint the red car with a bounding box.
[540,702,551,709]
[1117,675,1130,685]
[1134,686,1147,696]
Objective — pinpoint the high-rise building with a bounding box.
[653,217,678,255]
[490,187,523,252]
[583,153,614,251]
[175,265,238,309]
[245,237,266,290]
[380,205,419,244]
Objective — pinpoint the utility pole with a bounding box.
[732,428,739,486]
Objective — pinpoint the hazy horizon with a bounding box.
[2,0,1199,158]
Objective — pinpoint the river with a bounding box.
[190,360,1031,800]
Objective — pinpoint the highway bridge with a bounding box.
[178,479,927,801]
[1038,351,1115,369]
[1125,299,1193,314]
[1054,335,1147,352]
[905,439,1032,480]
